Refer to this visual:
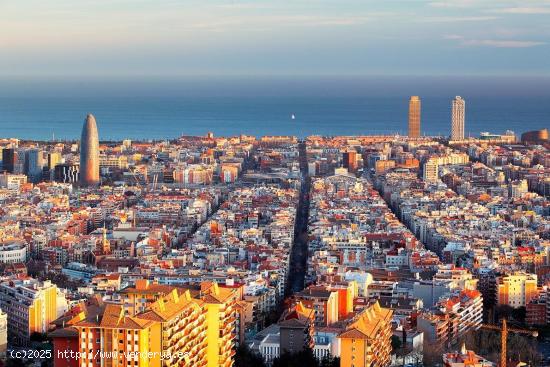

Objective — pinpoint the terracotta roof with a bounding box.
[338,301,392,339]
[279,301,314,328]
[139,289,199,322]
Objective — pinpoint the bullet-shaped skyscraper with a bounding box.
[451,96,465,140]
[408,96,421,138]
[80,114,100,186]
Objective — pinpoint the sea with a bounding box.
[0,76,548,141]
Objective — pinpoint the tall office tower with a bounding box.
[451,96,466,140]
[408,96,421,138]
[79,114,100,186]
[342,150,358,172]
[24,149,44,183]
[1,148,17,173]
[47,151,62,170]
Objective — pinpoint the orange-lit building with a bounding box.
[496,272,538,308]
[50,296,104,367]
[139,289,208,366]
[200,281,239,367]
[375,160,396,174]
[119,279,186,316]
[326,282,355,319]
[443,343,494,367]
[294,286,339,326]
[0,279,61,345]
[338,301,393,367]
[52,280,239,367]
[220,164,239,183]
[408,96,421,138]
[343,151,358,172]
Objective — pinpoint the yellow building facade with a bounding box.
[338,301,393,367]
[497,272,538,308]
[0,279,59,344]
[70,281,238,367]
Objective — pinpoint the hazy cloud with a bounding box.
[421,16,498,22]
[493,7,550,14]
[1,0,550,75]
[428,0,488,8]
[446,35,546,48]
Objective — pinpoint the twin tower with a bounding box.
[408,96,466,140]
[80,114,100,186]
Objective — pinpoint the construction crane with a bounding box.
[434,318,538,367]
[478,319,538,367]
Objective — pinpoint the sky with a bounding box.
[1,0,550,77]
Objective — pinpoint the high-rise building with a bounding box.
[408,96,421,138]
[80,114,100,186]
[51,280,240,367]
[294,286,339,326]
[24,149,44,183]
[47,152,62,170]
[423,158,439,182]
[342,151,358,172]
[0,279,62,345]
[451,96,466,140]
[1,148,17,173]
[338,301,393,367]
[496,272,538,308]
[54,164,79,184]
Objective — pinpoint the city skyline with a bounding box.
[1,1,550,77]
[0,94,542,142]
[0,2,548,367]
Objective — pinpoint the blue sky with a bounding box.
[1,0,549,76]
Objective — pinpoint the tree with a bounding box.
[320,356,340,367]
[460,329,542,366]
[391,335,402,353]
[27,259,46,277]
[511,307,527,324]
[494,305,513,321]
[4,359,26,367]
[273,349,319,367]
[30,331,49,342]
[234,344,267,367]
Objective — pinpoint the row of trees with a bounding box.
[235,345,339,367]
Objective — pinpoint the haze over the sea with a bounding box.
[0,76,548,141]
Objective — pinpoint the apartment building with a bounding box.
[338,301,393,367]
[496,272,538,308]
[52,280,239,367]
[0,279,61,345]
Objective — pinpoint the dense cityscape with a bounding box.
[0,95,547,367]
